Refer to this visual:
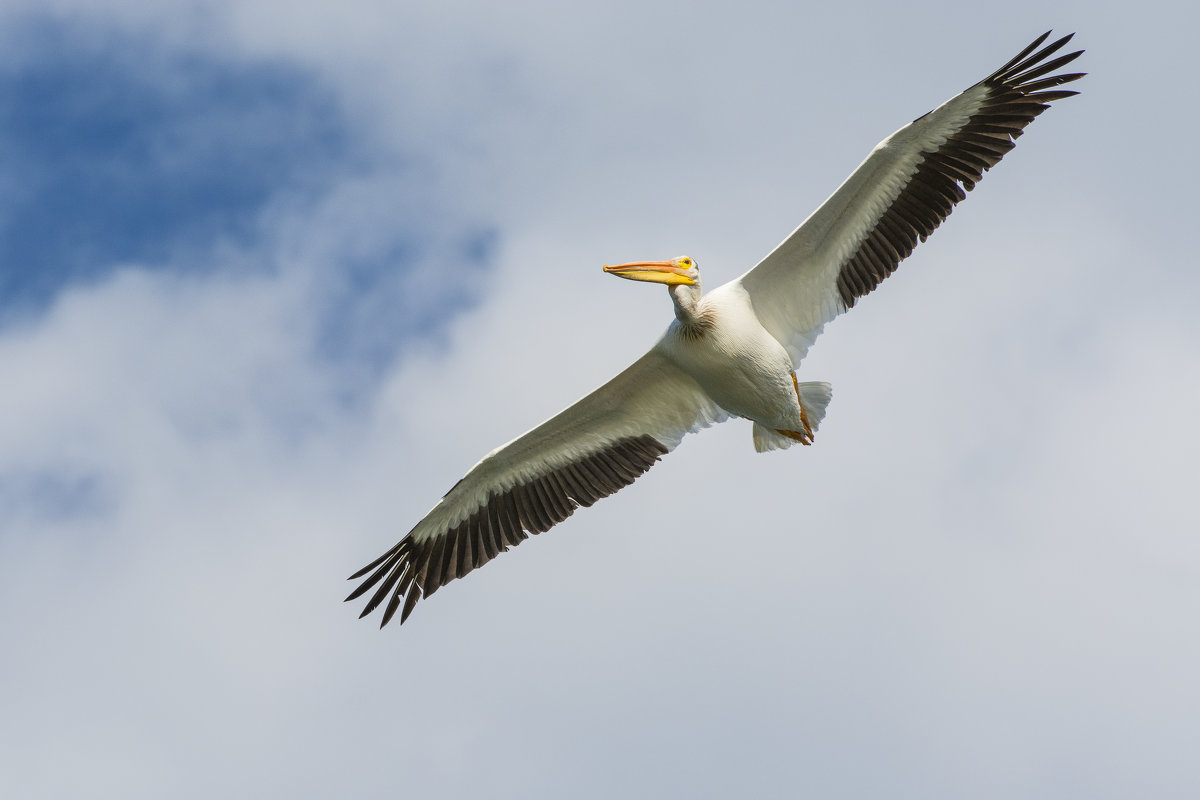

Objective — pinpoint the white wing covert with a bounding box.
[347,348,727,626]
[737,32,1084,367]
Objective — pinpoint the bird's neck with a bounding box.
[669,283,708,335]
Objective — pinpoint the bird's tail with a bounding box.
[751,381,833,453]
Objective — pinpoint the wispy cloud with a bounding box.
[0,19,345,305]
[1,3,1198,799]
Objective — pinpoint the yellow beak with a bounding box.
[602,260,697,286]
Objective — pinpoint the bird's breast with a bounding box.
[661,286,799,428]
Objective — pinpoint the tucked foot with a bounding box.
[776,427,813,446]
[791,373,816,440]
[750,380,832,453]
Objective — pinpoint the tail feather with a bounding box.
[752,423,798,452]
[796,380,832,431]
[751,380,833,453]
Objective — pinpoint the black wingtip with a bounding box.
[400,588,421,624]
[984,31,1085,88]
[347,547,394,581]
[380,590,403,628]
[990,30,1053,77]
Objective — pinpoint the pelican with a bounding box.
[348,32,1084,626]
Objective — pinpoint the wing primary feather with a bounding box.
[598,451,630,486]
[527,481,555,531]
[601,446,640,478]
[987,32,1068,81]
[875,215,915,258]
[381,585,405,628]
[499,492,528,545]
[1009,52,1085,86]
[541,474,571,522]
[478,503,500,560]
[585,452,625,489]
[986,30,1052,77]
[514,483,548,533]
[943,144,993,173]
[984,98,1050,112]
[422,532,448,596]
[1028,88,1081,102]
[927,150,984,182]
[494,491,523,546]
[399,582,423,624]
[345,551,399,603]
[526,477,553,522]
[999,34,1076,79]
[773,32,1085,313]
[613,440,646,472]
[535,476,565,525]
[864,234,896,273]
[442,527,461,583]
[350,431,682,625]
[344,542,400,598]
[571,457,611,494]
[470,515,487,568]
[485,499,507,555]
[555,471,580,515]
[617,436,666,471]
[396,553,418,598]
[956,131,1016,154]
[529,480,558,529]
[908,171,960,209]
[867,231,901,269]
[359,560,408,619]
[347,544,399,581]
[851,241,885,285]
[628,436,669,462]
[458,521,475,578]
[611,457,640,484]
[970,120,1028,135]
[508,484,535,532]
[560,463,600,506]
[902,173,951,211]
[889,200,931,238]
[442,527,464,585]
[542,471,578,519]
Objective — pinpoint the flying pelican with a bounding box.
[347,31,1084,626]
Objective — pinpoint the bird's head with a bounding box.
[602,256,699,287]
[602,255,703,323]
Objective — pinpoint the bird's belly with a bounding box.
[666,325,801,431]
[698,358,798,428]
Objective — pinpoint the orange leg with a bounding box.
[791,373,814,439]
[775,427,812,445]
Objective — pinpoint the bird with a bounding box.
[347,31,1084,627]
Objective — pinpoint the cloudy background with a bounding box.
[1,1,1197,797]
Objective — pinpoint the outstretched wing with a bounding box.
[737,31,1084,366]
[347,347,727,626]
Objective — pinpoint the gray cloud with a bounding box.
[2,2,1197,798]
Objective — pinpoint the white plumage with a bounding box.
[347,32,1084,626]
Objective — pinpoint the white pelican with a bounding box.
[348,31,1084,626]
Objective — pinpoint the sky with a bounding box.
[1,1,1198,797]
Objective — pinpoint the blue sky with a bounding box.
[2,2,1198,798]
[0,12,495,376]
[0,19,347,306]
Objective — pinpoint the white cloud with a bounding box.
[2,2,1198,798]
